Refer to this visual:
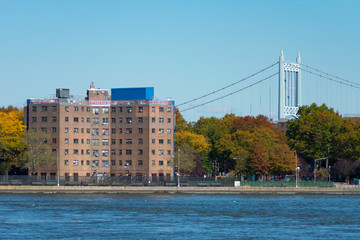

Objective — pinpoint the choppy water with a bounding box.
[0,194,360,239]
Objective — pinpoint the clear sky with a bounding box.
[1,0,360,122]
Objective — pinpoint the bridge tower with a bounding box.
[278,50,302,120]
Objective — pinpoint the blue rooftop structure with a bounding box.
[111,87,154,100]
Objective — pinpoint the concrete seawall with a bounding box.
[1,185,360,195]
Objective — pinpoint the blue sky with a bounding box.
[1,0,360,122]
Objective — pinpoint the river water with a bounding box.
[0,194,359,239]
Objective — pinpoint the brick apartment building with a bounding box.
[24,84,175,182]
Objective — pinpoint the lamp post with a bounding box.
[177,149,180,188]
[328,166,331,182]
[296,166,300,188]
[57,149,60,186]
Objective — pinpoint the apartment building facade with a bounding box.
[24,85,175,181]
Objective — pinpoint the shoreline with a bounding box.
[1,185,360,195]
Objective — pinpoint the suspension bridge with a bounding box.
[177,50,360,122]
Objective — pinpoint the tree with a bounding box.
[286,103,344,165]
[0,111,26,175]
[24,130,56,175]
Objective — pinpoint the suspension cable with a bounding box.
[301,63,360,87]
[176,61,279,107]
[180,72,278,112]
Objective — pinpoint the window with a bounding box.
[126,139,132,144]
[138,107,143,113]
[126,107,132,113]
[119,150,123,155]
[159,129,164,134]
[73,160,79,166]
[159,161,164,166]
[102,108,109,114]
[65,117,69,122]
[111,118,116,123]
[102,139,109,146]
[87,128,90,133]
[93,108,99,115]
[86,160,90,165]
[152,118,155,123]
[92,160,99,167]
[111,139,116,145]
[152,160,155,166]
[167,161,171,166]
[126,150,132,155]
[86,118,90,123]
[152,128,155,133]
[81,107,84,112]
[138,128,143,134]
[73,149,79,155]
[119,128,123,134]
[138,139,143,144]
[125,160,132,166]
[87,107,90,112]
[65,149,68,155]
[42,106,47,112]
[81,128,84,133]
[65,128,69,133]
[152,139,155,144]
[65,106,69,112]
[65,138,69,144]
[41,128,47,133]
[86,149,90,155]
[32,117,36,123]
[93,118,100,124]
[81,117,84,123]
[159,150,164,155]
[152,150,155,155]
[65,160,69,165]
[111,160,116,166]
[73,128,79,133]
[32,106,37,112]
[138,150,143,155]
[126,118,132,124]
[52,138,56,144]
[159,107,164,112]
[92,150,99,157]
[41,117,47,123]
[74,106,79,112]
[159,118,164,123]
[74,117,79,122]
[167,107,171,112]
[126,128,132,134]
[86,139,90,144]
[92,139,99,146]
[111,107,116,113]
[111,149,116,155]
[92,128,99,135]
[111,128,116,134]
[81,160,84,165]
[138,160,143,166]
[167,118,171,123]
[152,107,155,112]
[159,139,164,144]
[101,160,109,167]
[167,129,171,134]
[119,139,123,144]
[119,160,123,166]
[52,116,57,122]
[167,139,171,144]
[102,118,109,125]
[138,117,143,123]
[119,118,123,123]
[119,107,123,112]
[167,150,171,155]
[74,139,79,144]
[102,128,109,135]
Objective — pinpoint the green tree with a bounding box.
[286,103,344,165]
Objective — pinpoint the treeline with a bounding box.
[0,106,54,175]
[175,103,360,181]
